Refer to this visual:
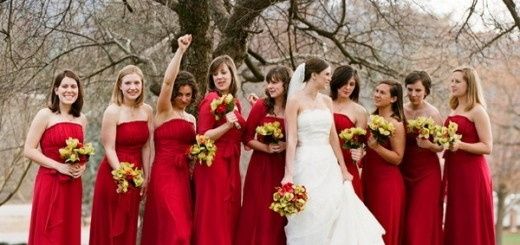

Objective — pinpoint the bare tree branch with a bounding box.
[502,0,520,31]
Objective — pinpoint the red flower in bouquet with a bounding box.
[270,182,308,216]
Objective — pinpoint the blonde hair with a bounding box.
[111,65,145,107]
[450,66,486,111]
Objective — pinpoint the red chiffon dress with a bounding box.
[89,121,149,245]
[141,119,196,245]
[401,132,442,245]
[235,99,286,245]
[362,137,405,245]
[28,122,84,245]
[443,115,495,245]
[334,113,363,200]
[193,91,245,245]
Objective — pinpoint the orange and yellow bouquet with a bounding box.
[407,116,437,139]
[368,115,395,144]
[188,135,217,167]
[111,162,144,193]
[432,122,462,149]
[256,121,284,144]
[338,127,367,149]
[269,183,309,217]
[59,137,95,164]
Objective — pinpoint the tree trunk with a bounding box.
[496,184,507,245]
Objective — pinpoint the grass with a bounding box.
[503,231,520,245]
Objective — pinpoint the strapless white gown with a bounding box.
[285,109,385,245]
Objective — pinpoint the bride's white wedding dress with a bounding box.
[285,108,385,245]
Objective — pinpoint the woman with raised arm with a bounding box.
[24,70,87,245]
[330,65,367,199]
[281,58,384,245]
[443,67,494,245]
[193,55,246,245]
[362,80,406,245]
[235,66,292,245]
[141,34,196,245]
[401,71,443,245]
[89,65,153,245]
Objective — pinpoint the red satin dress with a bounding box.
[89,121,149,245]
[334,113,363,200]
[235,100,286,245]
[401,132,442,245]
[443,115,495,245]
[362,137,405,245]
[28,122,84,245]
[193,91,245,245]
[141,119,195,245]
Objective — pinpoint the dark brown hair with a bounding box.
[374,80,406,123]
[330,65,360,102]
[264,66,292,114]
[404,71,432,98]
[304,58,329,82]
[207,55,240,97]
[48,70,83,117]
[171,71,199,107]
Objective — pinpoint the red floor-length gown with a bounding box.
[401,132,442,245]
[443,115,495,245]
[334,113,364,200]
[235,99,286,245]
[89,121,149,245]
[28,122,84,245]
[362,138,405,245]
[193,91,245,245]
[141,119,195,245]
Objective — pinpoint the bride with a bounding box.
[281,58,385,244]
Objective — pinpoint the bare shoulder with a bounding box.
[186,113,197,125]
[319,93,333,104]
[470,104,489,121]
[79,113,88,126]
[142,103,153,113]
[388,117,405,130]
[35,108,53,118]
[353,102,368,114]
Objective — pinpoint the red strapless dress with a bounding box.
[28,122,84,245]
[235,100,286,245]
[141,119,195,245]
[89,121,149,245]
[362,139,405,245]
[333,113,363,200]
[401,132,442,245]
[443,115,495,245]
[193,91,245,245]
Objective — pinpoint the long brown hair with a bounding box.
[207,55,240,97]
[330,65,360,102]
[449,66,486,111]
[111,65,145,107]
[264,66,292,114]
[48,70,83,117]
[374,80,406,123]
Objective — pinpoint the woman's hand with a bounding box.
[341,169,354,181]
[367,134,379,149]
[350,148,365,162]
[177,34,192,52]
[70,163,86,178]
[416,137,433,149]
[449,140,461,152]
[281,174,293,185]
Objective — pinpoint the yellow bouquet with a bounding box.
[432,122,462,149]
[407,116,437,139]
[368,115,395,144]
[256,121,284,144]
[269,183,309,217]
[59,137,95,164]
[188,135,217,167]
[338,127,367,149]
[210,94,235,120]
[111,162,144,193]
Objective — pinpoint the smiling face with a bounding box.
[373,83,396,108]
[119,73,143,102]
[173,85,193,110]
[211,63,232,94]
[312,66,332,90]
[266,78,285,99]
[406,80,427,106]
[450,71,468,98]
[54,76,79,105]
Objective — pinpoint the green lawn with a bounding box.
[504,232,520,245]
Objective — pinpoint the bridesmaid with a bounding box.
[193,55,246,245]
[443,67,494,245]
[24,70,87,245]
[363,80,406,245]
[330,65,367,200]
[141,34,196,245]
[401,71,443,245]
[89,65,153,245]
[235,66,292,245]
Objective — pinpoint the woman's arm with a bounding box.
[328,99,352,180]
[24,109,74,176]
[368,120,406,165]
[100,105,121,170]
[281,97,299,184]
[142,104,154,181]
[452,105,492,154]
